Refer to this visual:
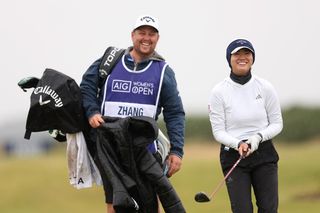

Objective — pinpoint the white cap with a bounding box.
[133,15,159,32]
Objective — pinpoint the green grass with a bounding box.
[1,141,320,213]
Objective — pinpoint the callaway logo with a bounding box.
[39,95,51,105]
[34,85,63,107]
[140,16,155,23]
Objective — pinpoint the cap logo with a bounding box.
[140,16,155,23]
[236,40,247,45]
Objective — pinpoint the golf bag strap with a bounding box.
[98,46,125,88]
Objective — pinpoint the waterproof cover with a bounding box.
[24,68,85,139]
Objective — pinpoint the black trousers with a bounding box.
[220,141,279,213]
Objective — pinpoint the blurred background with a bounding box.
[1,0,320,212]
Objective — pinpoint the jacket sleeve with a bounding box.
[259,80,283,141]
[208,86,240,149]
[158,66,185,158]
[80,57,103,119]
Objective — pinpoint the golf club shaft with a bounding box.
[209,156,242,199]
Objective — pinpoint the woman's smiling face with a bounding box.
[230,48,254,76]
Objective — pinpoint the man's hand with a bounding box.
[166,154,182,178]
[89,113,104,128]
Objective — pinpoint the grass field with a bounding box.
[0,140,320,213]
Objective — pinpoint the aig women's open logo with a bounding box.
[112,79,154,95]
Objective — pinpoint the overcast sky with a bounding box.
[1,0,320,124]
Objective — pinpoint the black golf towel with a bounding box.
[24,68,85,139]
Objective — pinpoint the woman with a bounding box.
[208,39,283,213]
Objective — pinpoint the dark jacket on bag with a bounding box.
[95,116,185,213]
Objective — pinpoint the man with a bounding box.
[80,15,185,213]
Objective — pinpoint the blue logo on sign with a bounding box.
[112,80,131,93]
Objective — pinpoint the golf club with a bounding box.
[194,155,243,203]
